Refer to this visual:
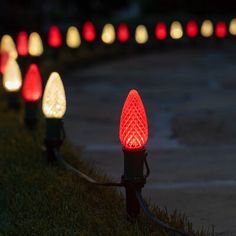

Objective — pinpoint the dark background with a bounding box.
[1,0,236,32]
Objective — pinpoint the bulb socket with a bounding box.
[122,148,147,220]
[24,101,39,129]
[122,148,146,183]
[18,56,30,75]
[7,92,20,110]
[44,118,64,162]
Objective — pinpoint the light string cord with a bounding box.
[52,148,123,187]
[136,191,192,236]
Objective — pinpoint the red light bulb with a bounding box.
[215,21,227,38]
[117,23,130,42]
[16,31,28,56]
[0,51,9,74]
[119,90,148,151]
[48,25,62,48]
[82,21,96,42]
[186,20,198,38]
[155,22,167,40]
[22,64,42,102]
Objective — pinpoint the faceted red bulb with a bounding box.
[22,64,43,102]
[16,31,28,56]
[0,51,9,74]
[186,20,198,38]
[82,21,96,42]
[215,21,227,38]
[117,23,130,42]
[155,22,167,40]
[48,25,62,48]
[119,89,148,151]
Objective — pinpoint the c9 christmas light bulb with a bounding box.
[66,26,81,48]
[28,32,44,57]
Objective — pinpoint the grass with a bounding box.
[0,94,213,236]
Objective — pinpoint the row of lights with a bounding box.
[1,18,236,58]
[1,18,236,73]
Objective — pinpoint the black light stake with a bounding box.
[119,89,149,220]
[42,72,66,162]
[22,64,43,128]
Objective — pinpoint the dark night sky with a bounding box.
[1,0,236,33]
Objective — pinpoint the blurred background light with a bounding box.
[201,20,214,37]
[135,24,148,44]
[16,32,28,56]
[186,20,198,38]
[101,23,116,44]
[48,25,62,48]
[28,32,44,57]
[0,35,18,59]
[117,23,130,42]
[155,22,167,40]
[82,21,96,42]
[215,21,227,38]
[0,51,9,74]
[3,58,22,92]
[66,26,81,48]
[229,18,236,35]
[170,21,183,39]
[22,64,42,102]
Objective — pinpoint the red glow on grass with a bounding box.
[0,51,9,74]
[48,25,62,48]
[215,21,227,38]
[155,22,167,40]
[82,21,96,42]
[186,20,198,38]
[117,23,130,42]
[22,64,42,102]
[16,31,28,56]
[119,89,148,151]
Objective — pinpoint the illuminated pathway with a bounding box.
[65,47,236,236]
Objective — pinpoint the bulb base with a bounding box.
[121,148,147,220]
[7,92,20,110]
[24,101,39,129]
[18,56,30,75]
[44,118,64,162]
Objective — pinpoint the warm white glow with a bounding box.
[42,72,66,119]
[135,25,148,44]
[3,58,22,92]
[201,20,213,37]
[101,23,116,44]
[28,32,44,56]
[170,21,183,39]
[66,26,81,48]
[229,18,236,36]
[0,35,18,59]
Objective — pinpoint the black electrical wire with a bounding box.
[144,155,150,178]
[136,192,192,236]
[53,148,123,187]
